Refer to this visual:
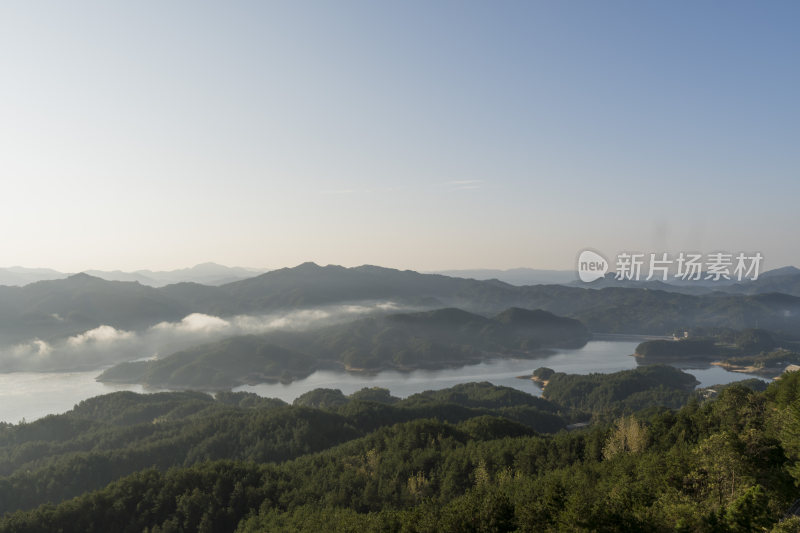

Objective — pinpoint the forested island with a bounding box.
[97,307,590,389]
[713,349,800,377]
[633,328,800,378]
[537,365,699,415]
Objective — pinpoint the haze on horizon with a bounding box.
[1,1,798,273]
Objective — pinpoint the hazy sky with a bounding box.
[1,1,798,272]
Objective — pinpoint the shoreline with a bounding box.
[592,333,673,342]
[95,346,572,390]
[709,361,782,378]
[515,373,549,389]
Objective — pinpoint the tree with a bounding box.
[602,416,648,460]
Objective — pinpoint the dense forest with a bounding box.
[634,329,800,379]
[1,367,799,531]
[97,307,590,389]
[634,328,782,359]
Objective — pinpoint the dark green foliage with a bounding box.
[0,392,364,516]
[543,365,698,415]
[299,307,589,367]
[402,382,558,412]
[99,307,590,389]
[213,391,288,409]
[4,375,800,532]
[490,307,591,348]
[765,370,800,407]
[635,338,718,359]
[99,336,316,389]
[733,328,777,352]
[706,378,770,393]
[293,388,350,409]
[719,349,800,374]
[0,383,567,518]
[348,387,400,404]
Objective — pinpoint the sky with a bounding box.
[1,1,798,272]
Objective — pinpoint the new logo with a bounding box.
[577,250,608,282]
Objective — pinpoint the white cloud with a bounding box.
[153,313,230,333]
[67,325,134,346]
[12,339,52,359]
[0,301,409,372]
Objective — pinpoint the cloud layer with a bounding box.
[1,302,402,372]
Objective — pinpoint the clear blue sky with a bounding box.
[1,1,797,271]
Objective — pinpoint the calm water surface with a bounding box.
[235,340,764,402]
[0,372,152,424]
[0,340,765,423]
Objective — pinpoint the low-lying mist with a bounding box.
[0,301,404,372]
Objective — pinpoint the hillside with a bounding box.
[540,365,699,414]
[0,274,190,346]
[98,307,590,389]
[3,264,800,354]
[0,374,798,531]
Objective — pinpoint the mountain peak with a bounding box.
[761,266,800,279]
[353,264,403,275]
[390,307,486,326]
[66,272,105,283]
[294,261,322,269]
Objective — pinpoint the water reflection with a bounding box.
[0,341,768,424]
[236,340,766,402]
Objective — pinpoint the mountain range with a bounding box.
[0,263,266,288]
[2,262,800,348]
[431,268,577,286]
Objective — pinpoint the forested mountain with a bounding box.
[0,382,567,518]
[632,328,800,377]
[540,365,699,415]
[97,307,590,389]
[3,263,800,350]
[0,274,191,345]
[3,370,800,531]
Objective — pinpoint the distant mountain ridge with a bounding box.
[0,263,266,288]
[432,268,576,286]
[0,267,68,286]
[5,262,800,296]
[2,262,800,349]
[565,267,800,297]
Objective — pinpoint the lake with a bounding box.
[235,340,764,400]
[0,372,153,424]
[0,340,765,424]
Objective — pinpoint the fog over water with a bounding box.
[0,302,404,372]
[0,340,764,424]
